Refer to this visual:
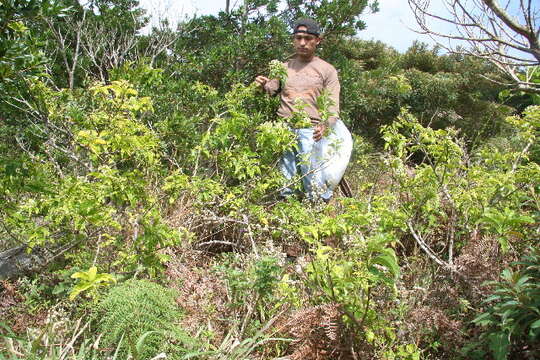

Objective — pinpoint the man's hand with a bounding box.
[255,75,269,88]
[313,123,327,142]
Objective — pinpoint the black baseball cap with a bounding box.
[292,18,321,37]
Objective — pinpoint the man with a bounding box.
[255,18,353,202]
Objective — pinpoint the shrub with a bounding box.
[469,247,540,360]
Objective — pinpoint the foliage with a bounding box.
[69,266,116,301]
[298,197,401,354]
[469,247,540,360]
[0,0,70,155]
[338,40,511,143]
[172,12,289,91]
[283,0,379,38]
[315,89,336,129]
[3,1,540,359]
[35,0,150,88]
[181,322,292,360]
[268,59,288,88]
[1,79,185,274]
[381,106,539,256]
[0,314,120,360]
[0,0,68,85]
[384,343,422,360]
[373,106,539,357]
[216,254,282,311]
[499,67,540,108]
[96,279,192,359]
[176,79,293,201]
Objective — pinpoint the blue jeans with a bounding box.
[280,119,353,201]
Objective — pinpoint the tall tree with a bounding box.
[0,0,66,86]
[39,0,150,86]
[283,0,379,38]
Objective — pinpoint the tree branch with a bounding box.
[408,0,540,92]
[483,0,534,41]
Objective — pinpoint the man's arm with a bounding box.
[255,76,280,96]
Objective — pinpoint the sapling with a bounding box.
[290,98,314,128]
[268,59,288,88]
[315,89,336,136]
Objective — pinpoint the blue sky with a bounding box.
[139,0,451,52]
[360,0,453,52]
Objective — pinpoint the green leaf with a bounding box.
[488,332,510,360]
[87,266,98,281]
[530,319,540,329]
[135,331,161,355]
[7,21,28,33]
[94,273,117,284]
[372,251,400,279]
[515,275,531,288]
[484,294,502,303]
[473,312,495,326]
[69,283,93,300]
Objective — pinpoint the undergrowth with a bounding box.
[96,279,193,359]
[1,63,538,359]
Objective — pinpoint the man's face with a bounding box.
[293,26,320,58]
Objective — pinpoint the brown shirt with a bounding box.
[264,56,340,123]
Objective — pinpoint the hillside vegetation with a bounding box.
[1,0,539,359]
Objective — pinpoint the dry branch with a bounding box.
[408,0,540,93]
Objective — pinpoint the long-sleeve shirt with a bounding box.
[263,56,340,124]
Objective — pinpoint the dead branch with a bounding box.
[408,0,540,93]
